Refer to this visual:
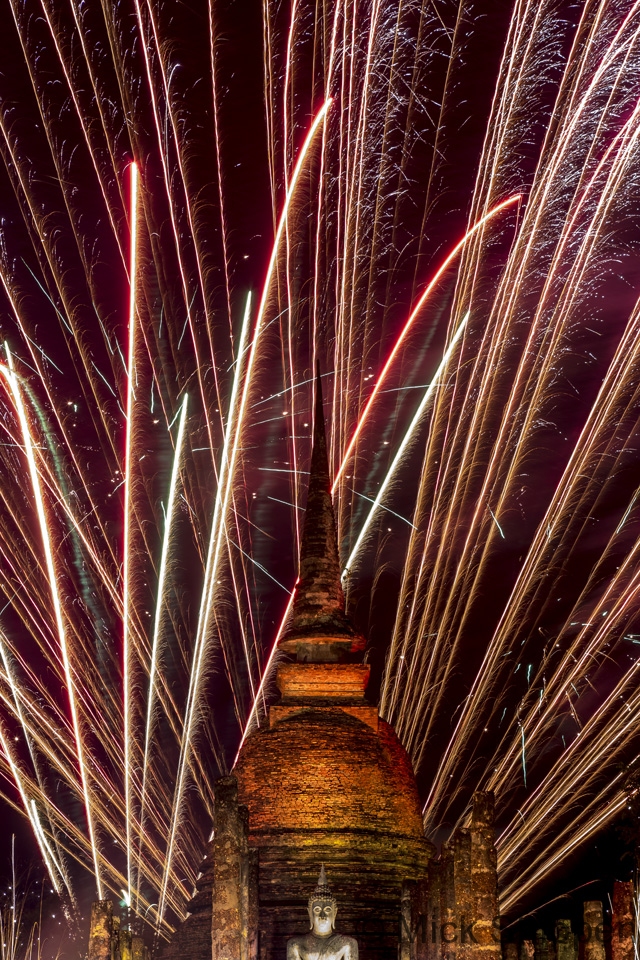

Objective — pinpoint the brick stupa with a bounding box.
[143,376,502,960]
[232,375,433,960]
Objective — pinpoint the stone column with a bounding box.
[110,916,121,960]
[519,941,534,960]
[88,901,114,960]
[212,775,252,960]
[400,877,430,960]
[119,925,132,960]
[247,849,259,960]
[401,880,416,960]
[534,929,551,960]
[454,829,473,960]
[555,919,576,960]
[470,793,500,960]
[441,840,457,960]
[612,881,635,960]
[427,857,442,960]
[583,902,605,960]
[131,935,147,960]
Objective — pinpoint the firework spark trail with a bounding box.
[480,590,640,886]
[500,789,630,910]
[0,618,191,919]
[493,590,640,866]
[332,197,520,493]
[371,2,640,888]
[0,684,182,918]
[280,1,303,555]
[484,518,640,813]
[496,654,640,878]
[0,681,63,895]
[234,589,296,757]
[208,2,233,330]
[335,0,383,476]
[134,0,231,363]
[0,348,103,897]
[158,105,331,913]
[136,392,188,910]
[414,103,640,820]
[0,611,143,833]
[456,299,640,798]
[0,611,76,899]
[343,312,469,578]
[0,275,121,585]
[310,0,344,375]
[67,0,129,216]
[156,289,253,927]
[0,100,125,473]
[383,0,640,756]
[0,727,177,923]
[36,0,128,266]
[123,161,139,907]
[6,0,121,318]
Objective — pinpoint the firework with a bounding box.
[0,0,636,938]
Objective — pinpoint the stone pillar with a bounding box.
[454,829,473,960]
[88,901,114,960]
[400,877,430,960]
[470,793,500,960]
[427,857,442,960]
[519,940,534,960]
[131,934,147,960]
[247,849,259,960]
[401,880,416,960]
[555,920,576,960]
[583,902,605,960]
[119,925,132,960]
[612,881,635,960]
[212,775,253,960]
[110,916,121,960]
[535,929,551,960]
[441,840,457,960]
[439,827,473,960]
[412,877,430,960]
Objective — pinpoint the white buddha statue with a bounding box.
[287,866,358,960]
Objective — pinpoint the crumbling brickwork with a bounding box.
[417,793,500,960]
[212,776,256,960]
[87,903,149,960]
[612,881,635,960]
[235,699,433,960]
[88,901,114,960]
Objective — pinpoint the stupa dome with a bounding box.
[235,703,429,875]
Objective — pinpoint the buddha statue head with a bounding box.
[307,865,337,936]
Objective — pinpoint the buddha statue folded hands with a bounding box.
[287,866,358,960]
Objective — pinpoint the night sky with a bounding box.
[0,0,637,955]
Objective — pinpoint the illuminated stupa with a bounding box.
[142,377,501,960]
[232,378,433,960]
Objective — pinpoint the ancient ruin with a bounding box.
[87,378,636,960]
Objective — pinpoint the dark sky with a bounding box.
[0,0,637,954]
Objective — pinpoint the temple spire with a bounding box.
[279,370,364,662]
